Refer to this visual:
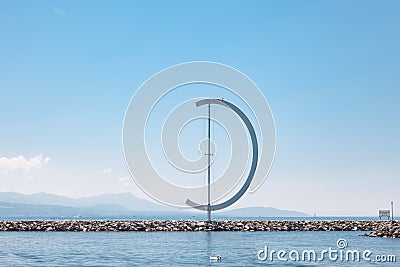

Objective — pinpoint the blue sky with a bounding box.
[0,1,399,215]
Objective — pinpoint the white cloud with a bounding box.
[52,7,66,16]
[0,154,50,174]
[118,176,131,186]
[102,168,112,174]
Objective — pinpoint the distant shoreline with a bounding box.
[0,220,398,238]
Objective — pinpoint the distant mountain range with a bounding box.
[0,191,168,211]
[0,192,309,219]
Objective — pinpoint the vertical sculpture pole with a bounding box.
[207,102,211,222]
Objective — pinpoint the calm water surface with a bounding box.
[0,231,399,266]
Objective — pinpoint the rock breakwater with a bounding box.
[0,220,397,236]
[363,221,400,238]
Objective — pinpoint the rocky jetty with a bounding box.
[0,220,397,236]
[363,221,400,238]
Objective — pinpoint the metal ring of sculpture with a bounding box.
[186,98,258,211]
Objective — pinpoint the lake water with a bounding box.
[0,231,399,266]
[3,215,399,221]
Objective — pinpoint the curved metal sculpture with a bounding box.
[186,98,258,211]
